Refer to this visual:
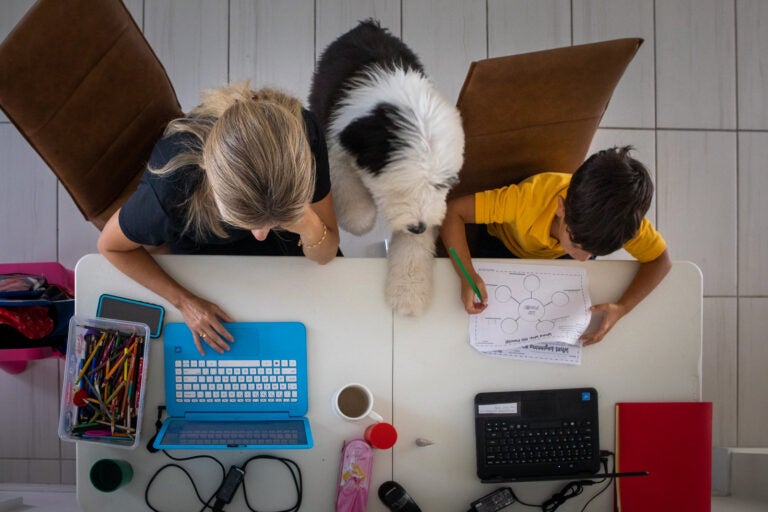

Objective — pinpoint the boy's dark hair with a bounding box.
[564,146,653,256]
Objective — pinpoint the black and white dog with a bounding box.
[309,20,464,316]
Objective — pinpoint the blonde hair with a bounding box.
[150,81,315,239]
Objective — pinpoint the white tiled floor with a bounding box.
[1,0,767,487]
[0,484,80,512]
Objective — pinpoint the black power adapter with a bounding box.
[212,465,245,512]
[468,487,516,512]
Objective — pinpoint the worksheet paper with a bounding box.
[469,263,591,365]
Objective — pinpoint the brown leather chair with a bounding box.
[440,38,643,256]
[0,0,181,230]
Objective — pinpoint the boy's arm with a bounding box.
[440,195,488,314]
[580,248,672,345]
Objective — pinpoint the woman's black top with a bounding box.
[119,110,330,256]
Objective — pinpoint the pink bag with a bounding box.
[335,439,374,512]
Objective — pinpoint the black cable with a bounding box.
[507,488,540,509]
[497,452,616,512]
[579,452,615,512]
[144,460,223,512]
[541,480,592,512]
[240,455,303,512]
[142,406,302,512]
[144,405,227,512]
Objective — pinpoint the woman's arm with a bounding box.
[97,210,234,355]
[285,193,340,264]
[580,248,672,345]
[439,195,488,313]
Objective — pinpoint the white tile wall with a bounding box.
[656,130,737,296]
[402,0,486,103]
[572,0,655,128]
[144,0,229,112]
[738,299,768,446]
[0,126,58,263]
[316,0,401,51]
[738,132,768,296]
[655,0,736,129]
[488,0,571,57]
[737,0,768,130]
[229,0,316,103]
[703,298,738,447]
[0,0,766,485]
[57,188,99,271]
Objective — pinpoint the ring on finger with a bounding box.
[200,332,208,340]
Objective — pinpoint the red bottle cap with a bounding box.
[364,422,398,449]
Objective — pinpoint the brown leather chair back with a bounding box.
[450,38,643,199]
[0,0,182,229]
[438,38,642,257]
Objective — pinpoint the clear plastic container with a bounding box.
[58,316,150,449]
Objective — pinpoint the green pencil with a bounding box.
[448,247,483,302]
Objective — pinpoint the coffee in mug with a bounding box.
[332,383,383,422]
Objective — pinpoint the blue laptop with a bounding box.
[154,322,313,450]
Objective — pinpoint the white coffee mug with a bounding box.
[332,383,383,422]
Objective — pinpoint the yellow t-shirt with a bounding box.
[474,173,666,262]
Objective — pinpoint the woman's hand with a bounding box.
[177,293,235,355]
[461,272,489,314]
[579,303,628,346]
[99,210,235,356]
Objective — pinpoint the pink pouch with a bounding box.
[335,439,374,512]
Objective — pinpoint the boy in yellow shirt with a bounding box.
[440,146,671,345]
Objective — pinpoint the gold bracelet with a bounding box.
[298,222,327,249]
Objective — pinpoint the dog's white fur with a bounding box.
[327,66,465,316]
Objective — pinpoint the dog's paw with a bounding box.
[385,232,436,316]
[330,161,378,235]
[386,270,432,316]
[338,203,377,235]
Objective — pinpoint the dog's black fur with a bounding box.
[309,20,424,125]
[309,21,429,175]
[307,20,466,316]
[336,102,415,175]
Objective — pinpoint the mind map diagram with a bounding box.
[470,263,591,350]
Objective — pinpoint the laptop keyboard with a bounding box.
[177,424,300,446]
[174,359,299,403]
[163,419,308,447]
[482,418,596,467]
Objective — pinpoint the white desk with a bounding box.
[393,259,702,510]
[74,255,701,511]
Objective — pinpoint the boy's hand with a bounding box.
[461,273,488,314]
[580,303,628,345]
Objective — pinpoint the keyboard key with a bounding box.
[173,358,303,406]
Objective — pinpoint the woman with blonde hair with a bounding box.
[98,82,339,355]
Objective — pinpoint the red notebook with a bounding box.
[615,402,712,512]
